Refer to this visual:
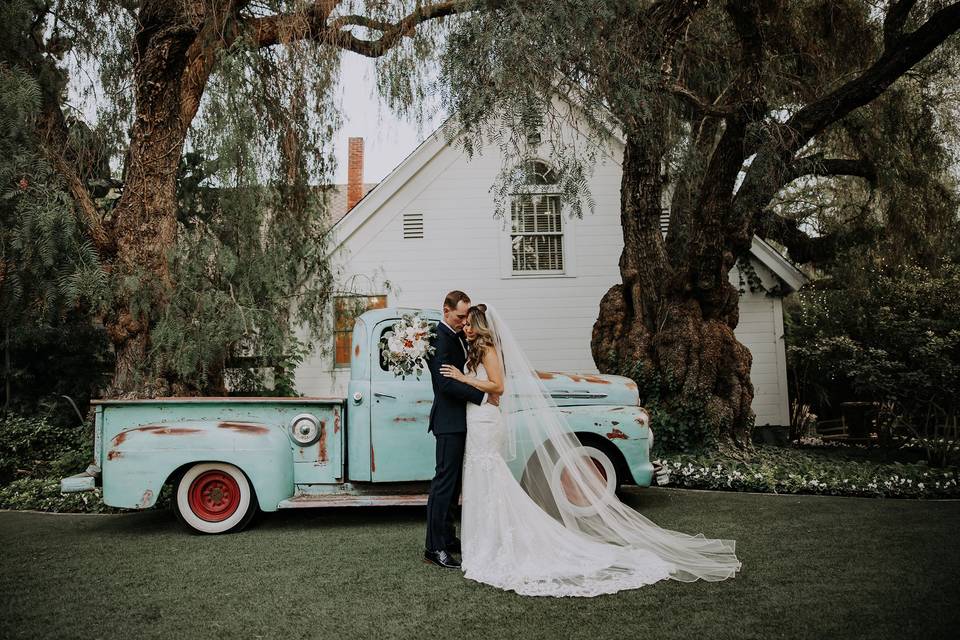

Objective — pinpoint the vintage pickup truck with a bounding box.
[61,307,655,534]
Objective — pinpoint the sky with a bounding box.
[71,50,443,187]
[330,53,445,185]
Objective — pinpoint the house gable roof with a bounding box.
[330,119,807,294]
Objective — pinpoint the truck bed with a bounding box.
[90,396,346,405]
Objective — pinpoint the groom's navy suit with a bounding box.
[425,321,484,552]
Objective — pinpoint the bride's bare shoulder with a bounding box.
[481,345,502,374]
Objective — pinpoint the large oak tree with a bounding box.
[439,0,960,444]
[11,1,472,397]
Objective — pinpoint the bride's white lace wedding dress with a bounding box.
[460,363,676,597]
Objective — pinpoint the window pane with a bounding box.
[512,195,560,234]
[334,294,388,367]
[334,331,352,367]
[523,160,558,185]
[511,234,563,272]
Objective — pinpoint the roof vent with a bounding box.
[403,212,424,239]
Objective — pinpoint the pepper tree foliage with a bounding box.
[0,3,113,415]
[7,0,458,397]
[436,0,960,445]
[438,0,960,269]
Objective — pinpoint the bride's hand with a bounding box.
[439,364,466,382]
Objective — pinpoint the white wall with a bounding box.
[296,122,792,426]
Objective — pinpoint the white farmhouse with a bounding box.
[295,123,807,428]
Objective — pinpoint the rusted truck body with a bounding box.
[61,308,655,534]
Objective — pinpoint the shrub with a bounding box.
[785,255,960,466]
[623,361,716,455]
[656,444,960,499]
[0,414,91,485]
[0,477,171,513]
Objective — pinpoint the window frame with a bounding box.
[333,294,387,369]
[509,191,565,275]
[499,160,577,279]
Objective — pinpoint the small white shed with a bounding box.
[295,123,807,428]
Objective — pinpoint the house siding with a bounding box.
[296,125,793,427]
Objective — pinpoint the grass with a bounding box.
[1,487,958,640]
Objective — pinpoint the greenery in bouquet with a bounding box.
[379,313,436,380]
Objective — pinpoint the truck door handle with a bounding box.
[374,392,397,400]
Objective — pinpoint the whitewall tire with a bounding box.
[174,462,257,534]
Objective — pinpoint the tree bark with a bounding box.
[101,1,475,397]
[592,0,960,447]
[593,129,755,446]
[105,1,230,397]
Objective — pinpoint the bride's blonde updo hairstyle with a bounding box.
[465,304,495,374]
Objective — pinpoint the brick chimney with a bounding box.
[347,137,364,211]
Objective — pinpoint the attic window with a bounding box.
[403,212,424,239]
[522,160,558,185]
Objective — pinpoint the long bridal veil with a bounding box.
[483,303,741,582]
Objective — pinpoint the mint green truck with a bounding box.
[61,307,656,534]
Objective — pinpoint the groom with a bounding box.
[423,290,497,569]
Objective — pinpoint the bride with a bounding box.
[438,303,741,597]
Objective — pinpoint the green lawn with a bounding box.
[1,487,958,640]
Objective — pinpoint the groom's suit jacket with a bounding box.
[426,321,485,435]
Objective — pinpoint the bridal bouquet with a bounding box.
[379,313,436,380]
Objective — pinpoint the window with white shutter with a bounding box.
[510,161,564,274]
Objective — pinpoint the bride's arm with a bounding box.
[439,349,504,395]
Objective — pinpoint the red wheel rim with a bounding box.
[188,470,241,522]
[559,455,609,507]
[591,457,609,481]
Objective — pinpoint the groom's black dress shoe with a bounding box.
[424,549,461,569]
[446,538,462,554]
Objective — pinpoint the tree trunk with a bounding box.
[592,130,755,446]
[104,1,225,398]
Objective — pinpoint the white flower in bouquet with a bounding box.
[379,313,436,379]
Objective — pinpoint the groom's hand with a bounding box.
[487,394,500,407]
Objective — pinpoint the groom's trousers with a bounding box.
[425,432,466,551]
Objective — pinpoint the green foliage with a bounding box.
[143,36,342,393]
[0,62,108,326]
[3,317,112,420]
[0,19,112,412]
[621,359,716,455]
[786,253,960,465]
[659,444,960,499]
[0,414,90,485]
[0,478,172,513]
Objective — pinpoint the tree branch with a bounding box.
[250,0,469,57]
[180,2,242,125]
[668,82,738,116]
[732,1,960,238]
[783,153,877,186]
[884,0,918,50]
[32,73,111,254]
[785,1,960,151]
[755,209,879,265]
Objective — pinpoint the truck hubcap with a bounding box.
[559,454,611,507]
[188,471,241,522]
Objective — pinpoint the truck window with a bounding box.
[379,322,437,372]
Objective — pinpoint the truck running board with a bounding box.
[277,493,435,508]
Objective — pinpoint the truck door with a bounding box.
[369,321,436,481]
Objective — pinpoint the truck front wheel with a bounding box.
[174,462,258,534]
